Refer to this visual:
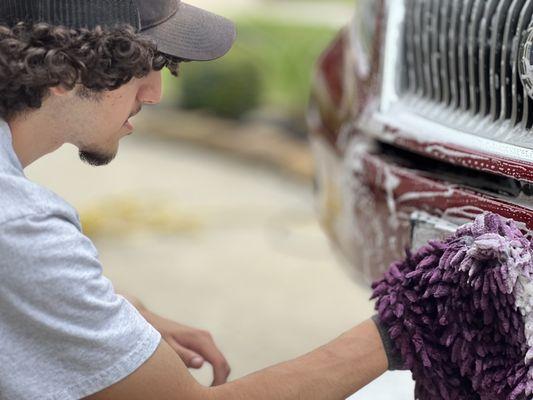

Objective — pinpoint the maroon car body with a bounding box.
[308,0,533,282]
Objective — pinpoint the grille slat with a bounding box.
[422,1,434,99]
[430,0,442,101]
[459,0,476,110]
[522,19,533,128]
[439,0,452,104]
[478,0,500,116]
[468,0,488,114]
[511,0,533,125]
[413,0,426,95]
[489,0,513,121]
[448,0,463,108]
[405,0,417,92]
[402,0,533,132]
[500,0,525,122]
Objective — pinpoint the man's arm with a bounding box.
[85,319,387,400]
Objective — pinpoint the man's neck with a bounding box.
[8,113,65,168]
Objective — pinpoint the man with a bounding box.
[0,1,398,399]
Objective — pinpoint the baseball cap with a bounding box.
[0,0,236,61]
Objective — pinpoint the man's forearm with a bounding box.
[208,319,388,400]
[117,292,388,398]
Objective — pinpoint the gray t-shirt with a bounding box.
[0,120,161,400]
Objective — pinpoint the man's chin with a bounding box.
[79,149,116,166]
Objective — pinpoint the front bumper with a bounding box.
[311,134,533,283]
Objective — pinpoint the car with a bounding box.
[308,0,533,396]
[308,0,533,283]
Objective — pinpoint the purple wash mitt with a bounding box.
[371,213,533,400]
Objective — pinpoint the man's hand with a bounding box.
[119,293,230,386]
[142,309,231,386]
[142,311,231,386]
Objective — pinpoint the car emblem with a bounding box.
[520,27,533,99]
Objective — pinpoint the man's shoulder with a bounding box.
[0,169,79,227]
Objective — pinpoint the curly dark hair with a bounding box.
[0,22,181,121]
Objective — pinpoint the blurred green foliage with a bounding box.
[180,55,261,119]
[163,18,337,122]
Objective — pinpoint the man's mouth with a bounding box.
[123,106,142,131]
[123,119,134,131]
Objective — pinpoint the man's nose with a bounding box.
[138,71,163,105]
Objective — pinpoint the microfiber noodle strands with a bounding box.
[372,213,533,400]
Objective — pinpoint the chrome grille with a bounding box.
[403,0,533,129]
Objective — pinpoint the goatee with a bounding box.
[79,150,116,166]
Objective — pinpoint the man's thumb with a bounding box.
[169,341,205,369]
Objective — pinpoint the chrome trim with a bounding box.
[380,0,405,113]
[367,101,533,163]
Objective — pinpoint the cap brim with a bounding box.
[140,2,236,62]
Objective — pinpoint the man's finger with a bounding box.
[201,342,231,386]
[181,332,231,386]
[210,357,231,386]
[166,339,205,369]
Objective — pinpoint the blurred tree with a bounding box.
[180,56,261,119]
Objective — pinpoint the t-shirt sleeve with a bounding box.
[0,212,161,400]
